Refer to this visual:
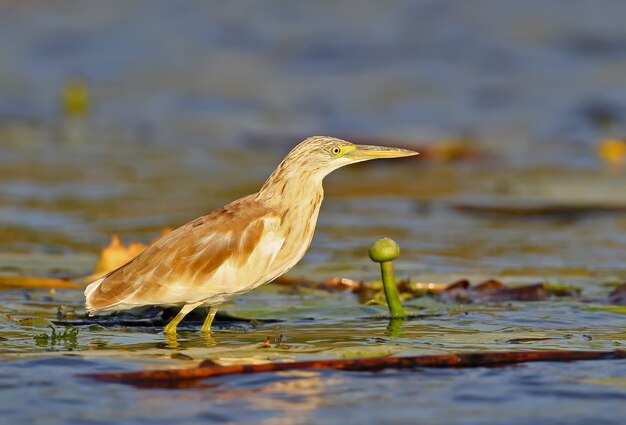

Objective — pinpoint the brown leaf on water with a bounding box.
[323,277,362,291]
[443,279,547,303]
[608,283,626,305]
[310,276,549,304]
[322,277,377,302]
[472,279,548,301]
[440,279,472,302]
[444,279,471,291]
[273,276,337,293]
[84,350,626,389]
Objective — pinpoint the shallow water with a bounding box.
[2,1,626,424]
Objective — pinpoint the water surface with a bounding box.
[1,1,626,424]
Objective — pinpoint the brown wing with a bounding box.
[85,195,277,311]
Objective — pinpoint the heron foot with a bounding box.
[200,307,219,333]
[163,320,179,335]
[163,302,201,336]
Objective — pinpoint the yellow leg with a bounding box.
[164,303,201,335]
[200,307,218,333]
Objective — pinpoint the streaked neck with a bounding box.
[257,164,324,210]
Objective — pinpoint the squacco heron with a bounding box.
[85,136,417,335]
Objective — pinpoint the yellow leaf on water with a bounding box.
[62,78,90,118]
[598,138,626,165]
[92,234,145,277]
[82,234,145,283]
[83,229,172,283]
[0,230,174,290]
[0,276,81,290]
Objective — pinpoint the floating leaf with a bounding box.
[84,349,626,389]
[83,235,146,282]
[598,138,626,165]
[0,275,81,290]
[586,306,626,315]
[33,325,79,350]
[544,283,581,297]
[608,283,626,305]
[83,230,171,282]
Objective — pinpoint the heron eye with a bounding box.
[331,147,341,155]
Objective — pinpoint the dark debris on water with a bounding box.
[310,276,583,305]
[46,276,626,329]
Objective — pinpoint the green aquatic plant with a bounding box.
[368,238,406,319]
[34,325,79,349]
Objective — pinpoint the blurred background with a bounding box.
[0,0,625,279]
[4,1,626,151]
[2,3,626,423]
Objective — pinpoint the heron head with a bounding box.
[283,136,418,179]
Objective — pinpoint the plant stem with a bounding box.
[380,261,405,318]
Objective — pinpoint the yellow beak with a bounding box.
[347,144,419,160]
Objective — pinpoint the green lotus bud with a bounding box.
[368,238,400,263]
